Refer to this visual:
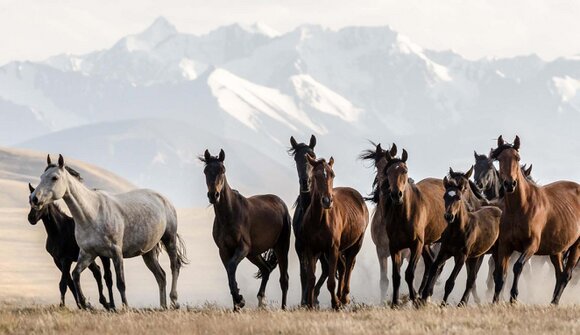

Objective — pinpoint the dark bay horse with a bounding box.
[381,146,447,307]
[302,155,368,309]
[201,149,290,311]
[491,135,580,304]
[289,135,336,306]
[421,175,501,306]
[28,183,114,309]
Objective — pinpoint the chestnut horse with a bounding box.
[201,149,290,310]
[421,175,501,306]
[289,135,338,306]
[491,135,580,304]
[302,155,368,309]
[381,146,447,306]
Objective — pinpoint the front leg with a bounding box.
[326,247,341,310]
[405,241,423,303]
[87,261,108,309]
[72,250,96,310]
[421,247,452,301]
[219,245,249,311]
[390,249,403,307]
[493,244,512,303]
[111,247,128,308]
[510,239,538,303]
[442,254,466,306]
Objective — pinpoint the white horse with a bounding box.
[30,154,187,309]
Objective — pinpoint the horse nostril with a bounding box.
[398,191,403,198]
[215,192,220,199]
[512,180,517,188]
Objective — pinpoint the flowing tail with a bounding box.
[255,249,278,279]
[175,234,190,266]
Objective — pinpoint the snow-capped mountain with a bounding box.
[2,17,579,206]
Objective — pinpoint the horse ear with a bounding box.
[306,153,317,166]
[309,135,317,149]
[47,154,52,166]
[204,149,211,161]
[513,135,520,150]
[525,164,533,176]
[58,154,65,168]
[390,143,398,157]
[328,156,334,168]
[401,149,408,163]
[218,149,225,162]
[449,167,454,175]
[465,165,474,179]
[497,135,504,147]
[376,143,382,154]
[290,136,298,149]
[474,150,479,159]
[28,183,35,193]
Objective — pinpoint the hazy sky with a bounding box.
[1,0,579,65]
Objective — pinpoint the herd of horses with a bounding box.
[26,135,579,311]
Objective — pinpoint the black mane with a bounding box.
[287,143,311,157]
[490,143,517,159]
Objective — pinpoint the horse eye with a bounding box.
[52,176,59,181]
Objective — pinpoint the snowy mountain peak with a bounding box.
[118,16,178,52]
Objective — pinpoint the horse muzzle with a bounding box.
[444,212,455,222]
[390,191,403,205]
[503,180,517,193]
[207,191,220,204]
[27,211,40,225]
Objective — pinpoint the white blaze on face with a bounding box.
[447,190,457,197]
[322,168,327,179]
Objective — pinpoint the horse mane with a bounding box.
[44,164,83,182]
[448,170,486,200]
[490,143,517,159]
[358,141,383,163]
[198,155,221,165]
[287,143,311,157]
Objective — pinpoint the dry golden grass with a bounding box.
[0,303,578,335]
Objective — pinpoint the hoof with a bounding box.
[171,302,181,310]
[440,301,449,308]
[257,295,266,308]
[233,295,245,311]
[509,297,518,304]
[340,295,351,306]
[457,301,467,308]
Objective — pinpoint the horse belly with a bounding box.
[122,222,167,258]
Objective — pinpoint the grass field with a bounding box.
[0,303,578,335]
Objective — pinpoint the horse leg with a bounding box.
[376,245,390,304]
[142,249,167,309]
[405,241,423,304]
[486,255,495,296]
[510,241,538,303]
[493,243,512,303]
[111,248,128,308]
[220,245,249,311]
[99,257,115,310]
[305,253,319,308]
[336,255,347,303]
[53,258,67,307]
[418,245,435,296]
[296,241,308,306]
[551,242,579,305]
[71,250,95,309]
[421,247,452,301]
[274,244,290,310]
[470,256,485,304]
[340,236,364,306]
[87,261,108,309]
[442,254,466,306]
[326,247,341,310]
[162,234,183,309]
[459,257,480,306]
[390,249,403,308]
[313,255,329,306]
[247,254,271,308]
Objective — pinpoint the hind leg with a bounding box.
[99,257,115,310]
[552,242,579,305]
[313,256,329,306]
[493,242,512,303]
[340,236,364,306]
[247,254,272,308]
[142,250,167,309]
[87,261,108,309]
[274,248,289,310]
[421,247,452,302]
[459,256,483,306]
[162,234,183,309]
[418,245,435,296]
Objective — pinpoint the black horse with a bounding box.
[28,182,114,309]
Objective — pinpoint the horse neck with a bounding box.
[503,168,533,210]
[489,168,502,199]
[452,199,471,231]
[305,181,326,225]
[391,182,416,221]
[213,177,239,222]
[40,206,60,237]
[62,175,100,225]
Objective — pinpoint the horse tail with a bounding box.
[255,249,278,279]
[175,234,190,266]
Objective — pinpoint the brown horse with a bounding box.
[421,175,501,306]
[491,135,580,305]
[302,155,369,309]
[382,146,447,306]
[200,149,291,311]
